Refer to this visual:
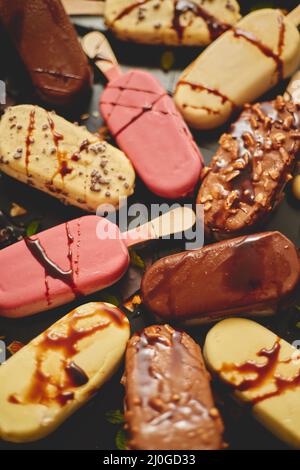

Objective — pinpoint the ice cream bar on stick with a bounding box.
[0,0,92,107]
[123,324,224,450]
[0,207,195,318]
[204,318,300,449]
[104,0,240,46]
[82,31,203,199]
[174,7,300,129]
[0,105,135,212]
[197,95,300,239]
[0,302,130,443]
[142,231,300,324]
[62,0,105,16]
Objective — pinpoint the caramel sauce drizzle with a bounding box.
[220,339,300,404]
[47,114,72,183]
[8,306,127,407]
[25,110,36,176]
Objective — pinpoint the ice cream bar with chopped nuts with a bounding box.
[141,231,300,324]
[0,207,195,318]
[197,96,300,239]
[0,302,130,443]
[123,324,224,450]
[0,0,92,106]
[81,31,203,199]
[104,0,240,46]
[0,105,135,212]
[175,8,300,129]
[204,318,300,449]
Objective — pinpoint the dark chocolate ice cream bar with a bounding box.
[142,231,300,324]
[0,0,92,106]
[123,324,224,450]
[198,96,300,239]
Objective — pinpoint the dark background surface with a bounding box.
[0,0,299,450]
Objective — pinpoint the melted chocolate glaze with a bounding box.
[141,231,299,322]
[124,325,224,450]
[0,0,92,106]
[24,222,82,301]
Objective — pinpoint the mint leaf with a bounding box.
[100,292,120,307]
[105,409,124,425]
[115,428,127,450]
[129,249,145,269]
[26,220,40,237]
[160,50,174,72]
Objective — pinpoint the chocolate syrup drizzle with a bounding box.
[233,26,284,81]
[112,0,229,42]
[177,80,235,111]
[220,339,300,404]
[173,0,229,41]
[178,12,286,111]
[114,93,166,138]
[24,222,82,304]
[8,305,127,406]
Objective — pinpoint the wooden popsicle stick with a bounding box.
[62,0,105,16]
[287,4,300,26]
[81,31,122,81]
[123,207,196,247]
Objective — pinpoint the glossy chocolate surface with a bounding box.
[123,324,224,450]
[0,0,92,105]
[142,231,300,322]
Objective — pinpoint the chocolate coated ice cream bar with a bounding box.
[142,231,300,324]
[123,324,224,450]
[0,0,92,106]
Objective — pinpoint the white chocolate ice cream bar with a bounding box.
[105,0,240,46]
[175,9,300,129]
[0,302,130,442]
[204,318,300,449]
[0,105,135,211]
